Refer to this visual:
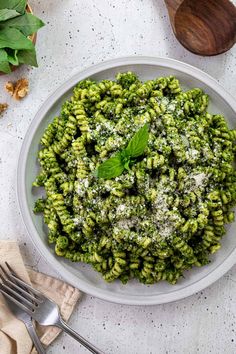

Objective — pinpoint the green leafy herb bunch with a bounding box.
[0,0,45,73]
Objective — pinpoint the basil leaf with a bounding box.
[0,0,26,14]
[17,47,37,66]
[0,48,11,73]
[4,13,45,36]
[95,124,149,180]
[124,160,131,171]
[120,149,130,160]
[0,27,34,49]
[96,154,124,179]
[119,150,130,169]
[0,9,20,21]
[125,123,149,158]
[7,48,19,65]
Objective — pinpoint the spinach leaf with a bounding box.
[0,27,34,49]
[17,48,38,67]
[0,61,11,73]
[0,48,11,73]
[6,48,19,65]
[0,9,20,22]
[4,13,45,36]
[0,0,26,14]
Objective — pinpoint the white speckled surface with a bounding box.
[0,1,236,353]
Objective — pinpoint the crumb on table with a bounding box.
[0,103,8,115]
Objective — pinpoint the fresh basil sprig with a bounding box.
[0,0,44,73]
[96,123,149,179]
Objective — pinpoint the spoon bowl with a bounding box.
[165,0,236,56]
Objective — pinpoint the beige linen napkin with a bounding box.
[0,241,82,354]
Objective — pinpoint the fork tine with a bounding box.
[2,263,36,296]
[5,262,44,299]
[4,262,16,275]
[0,286,33,316]
[0,264,41,305]
[0,265,8,279]
[0,265,41,304]
[0,281,38,309]
[0,274,42,303]
[5,262,22,278]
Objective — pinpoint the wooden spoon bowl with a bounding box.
[165,0,236,56]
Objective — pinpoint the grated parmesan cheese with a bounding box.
[117,217,138,230]
[117,204,126,213]
[192,173,207,188]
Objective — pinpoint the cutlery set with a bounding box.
[0,263,104,354]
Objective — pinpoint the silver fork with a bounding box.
[0,263,105,354]
[0,266,45,354]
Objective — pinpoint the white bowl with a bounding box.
[17,56,236,305]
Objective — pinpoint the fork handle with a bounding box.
[25,321,46,354]
[58,319,105,354]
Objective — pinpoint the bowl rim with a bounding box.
[17,56,236,305]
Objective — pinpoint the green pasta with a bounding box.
[33,72,236,285]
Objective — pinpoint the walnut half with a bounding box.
[5,82,14,96]
[5,78,29,100]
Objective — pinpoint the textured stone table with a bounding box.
[0,1,236,353]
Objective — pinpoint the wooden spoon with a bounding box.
[164,0,236,56]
